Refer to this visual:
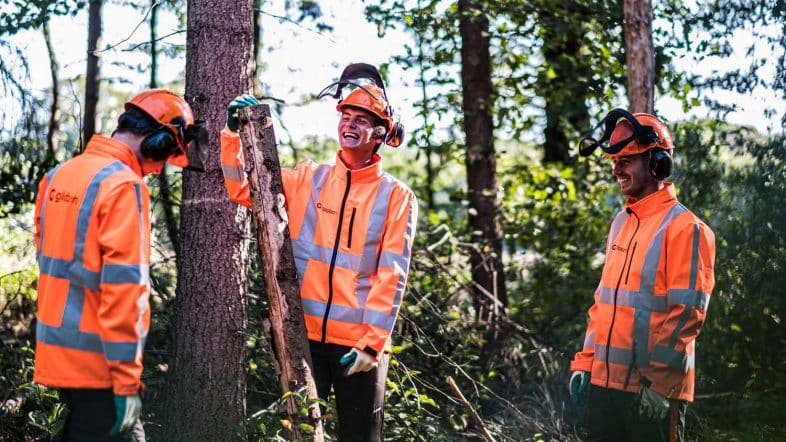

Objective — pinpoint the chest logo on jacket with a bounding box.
[316,202,337,216]
[611,243,628,253]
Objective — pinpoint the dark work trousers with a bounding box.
[58,388,145,442]
[310,341,389,442]
[585,386,687,442]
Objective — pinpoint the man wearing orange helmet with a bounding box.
[34,89,204,440]
[570,109,716,441]
[220,64,417,441]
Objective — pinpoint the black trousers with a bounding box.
[310,341,389,442]
[585,386,686,442]
[58,388,145,442]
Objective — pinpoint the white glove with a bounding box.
[110,394,142,436]
[638,386,670,420]
[339,348,378,376]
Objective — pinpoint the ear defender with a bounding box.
[372,126,387,139]
[385,121,404,147]
[140,128,179,161]
[649,148,673,180]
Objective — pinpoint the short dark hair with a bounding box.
[113,106,161,138]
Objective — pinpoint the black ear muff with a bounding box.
[385,122,405,147]
[140,128,178,161]
[372,126,387,139]
[649,148,673,180]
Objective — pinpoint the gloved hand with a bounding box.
[339,348,378,376]
[226,94,259,132]
[568,371,590,405]
[110,394,142,436]
[638,386,670,420]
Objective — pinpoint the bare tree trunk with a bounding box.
[624,0,655,113]
[43,15,59,164]
[239,105,324,441]
[415,15,435,212]
[458,0,507,326]
[82,0,102,146]
[163,0,256,439]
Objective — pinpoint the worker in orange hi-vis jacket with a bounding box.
[220,63,418,441]
[570,109,716,442]
[34,89,206,441]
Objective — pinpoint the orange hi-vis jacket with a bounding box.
[220,129,418,358]
[34,135,151,396]
[571,183,715,402]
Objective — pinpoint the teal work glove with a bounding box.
[339,348,378,376]
[226,94,259,132]
[638,385,670,420]
[569,371,590,405]
[110,394,142,436]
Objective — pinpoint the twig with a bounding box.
[446,376,496,442]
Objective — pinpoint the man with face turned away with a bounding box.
[220,64,418,441]
[34,89,204,441]
[570,110,716,442]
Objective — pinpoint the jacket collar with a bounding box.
[625,182,678,218]
[334,151,383,183]
[85,134,143,177]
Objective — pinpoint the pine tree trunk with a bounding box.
[624,0,655,113]
[458,0,507,326]
[82,0,102,147]
[162,0,256,439]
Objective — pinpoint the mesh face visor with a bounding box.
[165,119,209,171]
[577,108,660,157]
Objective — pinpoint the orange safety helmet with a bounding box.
[125,89,197,167]
[606,113,674,158]
[336,85,392,130]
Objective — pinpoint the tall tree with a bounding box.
[624,0,654,113]
[163,0,255,439]
[82,0,102,145]
[458,0,507,327]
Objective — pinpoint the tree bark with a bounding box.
[624,0,655,113]
[458,0,507,326]
[163,0,255,439]
[43,14,59,164]
[239,105,323,441]
[82,0,102,147]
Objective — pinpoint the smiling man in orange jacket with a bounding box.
[220,64,417,441]
[34,89,205,441]
[570,109,716,441]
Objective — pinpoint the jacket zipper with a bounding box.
[321,169,352,343]
[604,208,640,388]
[624,242,637,284]
[346,208,356,248]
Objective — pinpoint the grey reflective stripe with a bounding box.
[666,223,702,352]
[36,321,147,362]
[132,183,149,361]
[356,177,394,308]
[607,210,628,254]
[652,344,694,371]
[597,286,669,312]
[36,161,144,362]
[302,298,396,331]
[38,257,145,291]
[293,164,331,284]
[667,288,710,311]
[38,164,64,254]
[595,344,634,366]
[221,163,244,182]
[583,330,595,350]
[101,263,149,285]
